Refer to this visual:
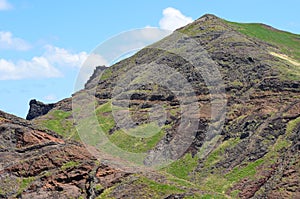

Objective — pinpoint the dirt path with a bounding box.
[270,52,300,66]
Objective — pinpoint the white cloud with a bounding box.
[0,57,62,80]
[0,31,31,51]
[0,0,12,10]
[159,7,193,31]
[0,45,92,80]
[44,45,88,68]
[0,7,192,81]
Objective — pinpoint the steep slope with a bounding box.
[1,110,213,198]
[25,14,300,198]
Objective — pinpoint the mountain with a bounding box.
[2,14,300,198]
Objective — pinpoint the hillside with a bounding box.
[1,14,300,198]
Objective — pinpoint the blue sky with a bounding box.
[0,0,299,118]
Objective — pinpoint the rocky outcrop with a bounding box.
[84,65,107,90]
[0,110,130,198]
[26,99,55,120]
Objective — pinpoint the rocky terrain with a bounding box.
[1,14,300,198]
[0,110,129,198]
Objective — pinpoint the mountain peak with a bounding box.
[198,13,221,21]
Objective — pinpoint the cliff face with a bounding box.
[26,100,55,120]
[2,14,300,198]
[84,65,107,90]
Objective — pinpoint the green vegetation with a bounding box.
[164,153,199,180]
[61,161,80,170]
[230,190,241,198]
[204,138,240,168]
[230,80,243,88]
[273,137,292,152]
[96,175,186,199]
[97,101,113,113]
[122,122,162,138]
[75,115,102,146]
[95,184,104,191]
[264,134,292,165]
[202,175,230,193]
[41,171,52,177]
[225,21,300,80]
[96,187,114,199]
[271,117,300,152]
[163,138,242,194]
[198,194,228,199]
[225,159,264,182]
[165,172,197,188]
[37,110,80,140]
[269,56,300,81]
[199,159,264,194]
[96,101,170,153]
[100,67,113,81]
[17,177,35,195]
[183,193,229,199]
[134,176,184,196]
[96,102,115,134]
[286,116,300,135]
[109,123,166,153]
[227,22,300,61]
[197,130,293,195]
[169,107,180,117]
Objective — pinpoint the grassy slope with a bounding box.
[33,110,80,141]
[226,22,300,61]
[96,101,169,153]
[226,21,300,80]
